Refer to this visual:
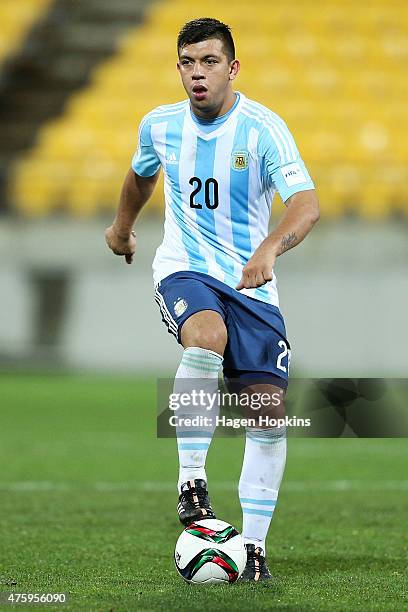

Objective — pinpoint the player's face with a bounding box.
[177,39,239,117]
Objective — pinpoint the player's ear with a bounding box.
[229,59,240,81]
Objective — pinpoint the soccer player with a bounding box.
[105,18,319,581]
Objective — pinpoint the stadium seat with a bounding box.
[0,0,52,65]
[8,0,408,218]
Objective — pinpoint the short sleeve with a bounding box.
[258,116,315,204]
[131,117,161,177]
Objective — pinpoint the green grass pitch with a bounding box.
[0,374,407,611]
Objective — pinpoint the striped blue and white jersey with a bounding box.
[132,92,314,306]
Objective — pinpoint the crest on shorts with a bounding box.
[231,150,248,171]
[174,298,188,317]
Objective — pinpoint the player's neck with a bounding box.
[191,90,237,121]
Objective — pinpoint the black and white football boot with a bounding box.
[177,479,216,527]
[239,544,273,582]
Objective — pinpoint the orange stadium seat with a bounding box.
[8,0,408,218]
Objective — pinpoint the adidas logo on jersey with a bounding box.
[166,152,178,165]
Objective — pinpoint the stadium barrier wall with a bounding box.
[0,218,406,376]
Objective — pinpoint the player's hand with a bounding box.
[236,243,276,290]
[104,225,136,264]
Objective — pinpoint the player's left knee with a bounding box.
[242,384,286,422]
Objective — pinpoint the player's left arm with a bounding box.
[237,114,319,290]
[236,188,319,290]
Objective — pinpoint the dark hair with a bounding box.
[177,18,235,62]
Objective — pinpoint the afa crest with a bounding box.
[231,151,248,171]
[174,298,188,317]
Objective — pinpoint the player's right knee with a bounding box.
[185,328,227,355]
[181,312,227,355]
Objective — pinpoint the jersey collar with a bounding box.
[186,92,246,141]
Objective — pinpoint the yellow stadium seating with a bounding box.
[9,0,408,218]
[0,0,52,65]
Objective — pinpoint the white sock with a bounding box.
[174,347,223,492]
[239,426,287,554]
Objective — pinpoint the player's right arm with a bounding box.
[105,168,160,264]
[105,114,161,264]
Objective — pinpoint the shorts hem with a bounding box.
[223,370,288,391]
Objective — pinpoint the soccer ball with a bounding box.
[174,518,246,584]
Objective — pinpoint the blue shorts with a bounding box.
[155,271,291,389]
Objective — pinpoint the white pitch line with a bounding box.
[0,480,408,492]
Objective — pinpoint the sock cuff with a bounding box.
[246,426,286,442]
[181,347,223,374]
